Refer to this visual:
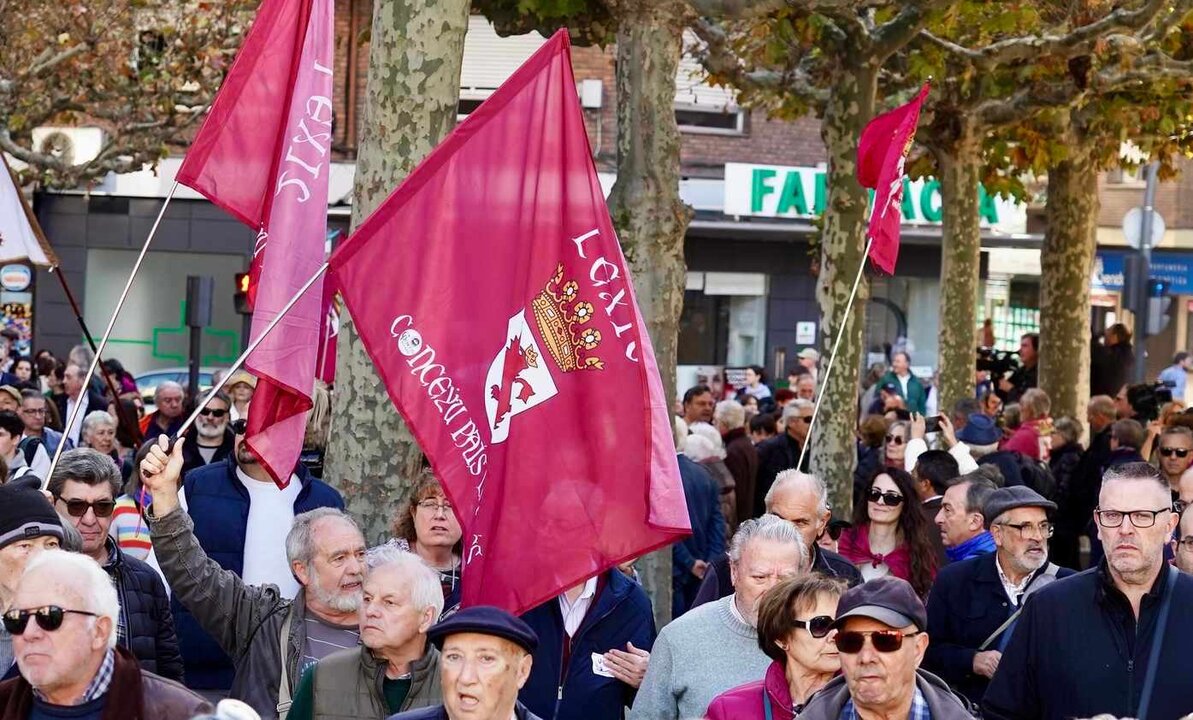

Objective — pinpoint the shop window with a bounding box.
[675,106,745,134]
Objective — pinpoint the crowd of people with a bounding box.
[0,330,1188,720]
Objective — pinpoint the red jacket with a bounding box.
[706,661,797,720]
[1001,418,1046,460]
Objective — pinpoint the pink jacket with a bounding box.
[706,661,796,720]
[1001,418,1045,459]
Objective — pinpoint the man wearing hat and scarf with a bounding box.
[387,606,542,720]
[0,482,66,675]
[798,577,975,720]
[924,486,1073,704]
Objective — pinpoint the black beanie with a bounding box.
[0,484,64,551]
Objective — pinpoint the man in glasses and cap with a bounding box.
[48,448,183,683]
[799,577,975,720]
[179,391,236,477]
[0,550,210,719]
[0,482,66,677]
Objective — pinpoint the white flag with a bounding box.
[0,156,58,267]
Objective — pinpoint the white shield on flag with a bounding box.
[484,310,558,444]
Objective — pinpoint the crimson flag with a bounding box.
[177,0,335,485]
[328,30,690,615]
[857,84,929,274]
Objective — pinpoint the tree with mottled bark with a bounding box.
[324,0,471,543]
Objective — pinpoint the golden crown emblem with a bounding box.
[531,264,606,373]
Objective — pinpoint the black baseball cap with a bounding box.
[830,576,927,632]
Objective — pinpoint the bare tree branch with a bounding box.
[17,43,90,80]
[690,16,829,103]
[873,0,952,60]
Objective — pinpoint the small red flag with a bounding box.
[328,30,691,615]
[857,84,929,275]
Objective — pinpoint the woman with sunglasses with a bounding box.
[706,575,846,720]
[838,468,937,597]
[387,471,463,615]
[883,421,909,469]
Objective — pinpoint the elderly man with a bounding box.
[630,515,806,720]
[714,400,757,526]
[180,391,236,477]
[692,470,860,608]
[754,400,814,514]
[935,468,999,563]
[287,546,445,720]
[141,437,366,718]
[48,449,183,681]
[0,551,210,718]
[138,381,185,440]
[387,606,541,720]
[56,363,110,448]
[800,577,974,720]
[18,390,68,457]
[925,486,1074,704]
[985,462,1193,720]
[0,483,65,676]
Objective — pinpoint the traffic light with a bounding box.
[1146,278,1173,337]
[234,272,253,315]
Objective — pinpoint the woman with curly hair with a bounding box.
[837,467,937,597]
[388,470,463,615]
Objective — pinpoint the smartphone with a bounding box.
[924,415,943,434]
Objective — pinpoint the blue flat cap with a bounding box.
[956,414,1000,446]
[830,576,927,632]
[427,606,539,654]
[983,485,1057,528]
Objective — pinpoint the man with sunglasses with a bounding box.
[180,391,236,477]
[985,462,1193,720]
[47,448,184,683]
[798,577,975,720]
[1155,426,1193,500]
[924,486,1073,705]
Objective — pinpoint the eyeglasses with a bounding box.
[57,498,116,518]
[417,500,453,514]
[885,435,904,445]
[792,615,835,638]
[867,489,905,507]
[1159,447,1191,458]
[998,521,1054,539]
[199,408,228,418]
[231,419,248,435]
[2,606,98,635]
[834,629,919,654]
[1094,508,1171,528]
[18,408,44,416]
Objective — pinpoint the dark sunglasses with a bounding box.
[1160,447,1191,458]
[58,498,116,518]
[3,606,98,635]
[867,489,905,507]
[231,419,248,435]
[199,408,228,418]
[885,434,904,445]
[792,615,835,638]
[835,629,919,654]
[798,416,813,424]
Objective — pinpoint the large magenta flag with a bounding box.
[857,83,928,274]
[328,30,690,615]
[178,0,334,485]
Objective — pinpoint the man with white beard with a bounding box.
[179,391,236,477]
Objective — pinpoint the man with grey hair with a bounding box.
[935,467,1000,563]
[714,399,757,526]
[180,391,235,477]
[143,380,186,440]
[692,470,861,608]
[0,550,210,718]
[286,546,445,720]
[754,399,813,515]
[630,515,806,720]
[55,363,110,448]
[141,437,366,718]
[48,448,183,681]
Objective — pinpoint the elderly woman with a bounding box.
[706,574,845,720]
[389,471,463,614]
[838,468,937,597]
[224,371,256,421]
[686,421,737,539]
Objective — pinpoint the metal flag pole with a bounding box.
[797,236,874,471]
[169,261,330,441]
[47,182,180,483]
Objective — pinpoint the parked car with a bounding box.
[134,366,225,413]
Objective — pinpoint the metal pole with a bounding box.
[798,237,873,471]
[47,182,179,484]
[1133,162,1159,384]
[169,262,330,441]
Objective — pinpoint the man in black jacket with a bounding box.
[984,462,1193,720]
[1053,395,1115,569]
[754,400,813,515]
[48,448,183,682]
[179,391,235,478]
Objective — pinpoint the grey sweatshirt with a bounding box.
[629,595,770,720]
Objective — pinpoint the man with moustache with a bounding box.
[923,487,1073,704]
[985,462,1193,720]
[179,391,236,477]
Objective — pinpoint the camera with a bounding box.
[976,347,1020,379]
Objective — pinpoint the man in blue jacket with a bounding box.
[984,462,1193,720]
[166,416,345,694]
[519,568,655,720]
[672,454,724,618]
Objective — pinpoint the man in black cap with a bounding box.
[387,606,542,720]
[798,577,975,720]
[924,486,1074,704]
[0,482,66,676]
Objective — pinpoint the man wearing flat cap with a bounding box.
[387,606,543,720]
[923,486,1074,704]
[798,577,975,720]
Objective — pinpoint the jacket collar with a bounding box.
[222,454,314,497]
[763,660,795,714]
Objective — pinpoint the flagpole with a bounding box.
[169,261,330,441]
[47,182,179,484]
[797,237,874,472]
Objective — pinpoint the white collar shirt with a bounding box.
[558,577,599,637]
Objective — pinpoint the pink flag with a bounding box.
[178,0,334,485]
[328,30,690,615]
[857,83,929,275]
[315,281,339,385]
